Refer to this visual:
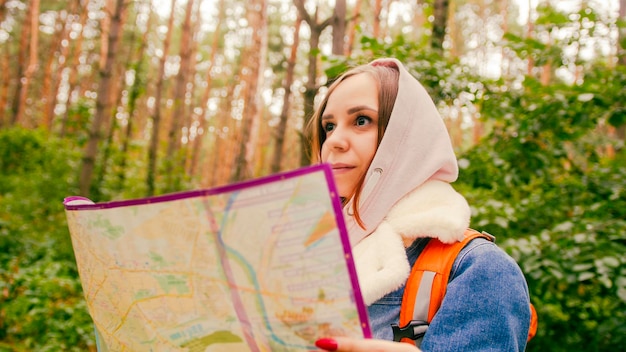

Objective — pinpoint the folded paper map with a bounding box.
[64,164,371,351]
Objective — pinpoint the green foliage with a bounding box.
[457,63,626,351]
[0,128,95,351]
[61,98,94,146]
[503,32,565,67]
[324,34,481,105]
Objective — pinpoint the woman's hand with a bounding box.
[315,337,421,352]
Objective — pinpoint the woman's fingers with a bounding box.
[315,337,421,352]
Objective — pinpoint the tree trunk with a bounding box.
[271,15,301,173]
[147,0,176,196]
[99,0,114,70]
[413,0,427,43]
[232,0,267,182]
[165,0,195,191]
[373,0,382,38]
[540,33,552,85]
[11,0,40,127]
[205,76,239,187]
[0,0,8,124]
[59,0,89,137]
[78,0,125,197]
[526,3,535,75]
[293,0,332,166]
[300,27,324,166]
[0,34,9,127]
[472,111,483,146]
[431,0,449,52]
[0,0,8,24]
[332,0,346,55]
[616,0,626,140]
[620,0,626,67]
[447,0,458,58]
[499,0,511,78]
[42,1,77,131]
[181,0,201,164]
[188,0,226,178]
[118,1,153,190]
[345,0,362,56]
[95,3,131,195]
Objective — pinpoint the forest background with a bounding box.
[0,0,625,350]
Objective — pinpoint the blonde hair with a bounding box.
[306,63,400,228]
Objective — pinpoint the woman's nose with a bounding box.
[324,126,349,151]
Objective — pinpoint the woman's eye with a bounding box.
[356,116,372,126]
[323,123,335,133]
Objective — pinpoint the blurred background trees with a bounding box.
[0,0,624,350]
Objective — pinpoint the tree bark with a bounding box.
[271,14,302,173]
[447,0,458,58]
[346,0,362,57]
[499,0,511,78]
[413,0,427,43]
[373,0,382,38]
[332,0,346,55]
[0,0,7,123]
[11,0,40,127]
[118,0,153,190]
[95,2,131,195]
[206,75,239,187]
[616,0,626,140]
[42,1,77,131]
[146,0,176,196]
[431,0,449,52]
[181,0,201,161]
[540,33,552,85]
[59,0,90,137]
[188,0,226,178]
[78,0,125,196]
[0,31,9,127]
[293,0,333,166]
[231,0,267,182]
[526,3,535,75]
[0,0,8,24]
[164,0,195,191]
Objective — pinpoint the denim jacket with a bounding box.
[368,237,531,351]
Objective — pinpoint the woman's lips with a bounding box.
[331,163,355,174]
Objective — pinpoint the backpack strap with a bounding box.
[392,228,494,346]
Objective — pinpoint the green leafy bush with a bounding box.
[457,67,626,351]
[0,128,95,351]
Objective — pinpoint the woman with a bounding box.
[307,58,532,351]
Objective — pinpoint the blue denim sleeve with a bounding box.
[420,238,532,352]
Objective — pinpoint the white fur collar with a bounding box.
[352,180,471,305]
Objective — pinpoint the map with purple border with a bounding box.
[64,164,370,351]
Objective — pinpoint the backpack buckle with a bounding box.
[391,320,429,342]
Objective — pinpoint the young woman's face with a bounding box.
[320,73,379,199]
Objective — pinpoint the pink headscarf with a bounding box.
[343,58,459,247]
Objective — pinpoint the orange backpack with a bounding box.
[391,229,538,346]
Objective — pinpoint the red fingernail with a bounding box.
[315,338,338,351]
